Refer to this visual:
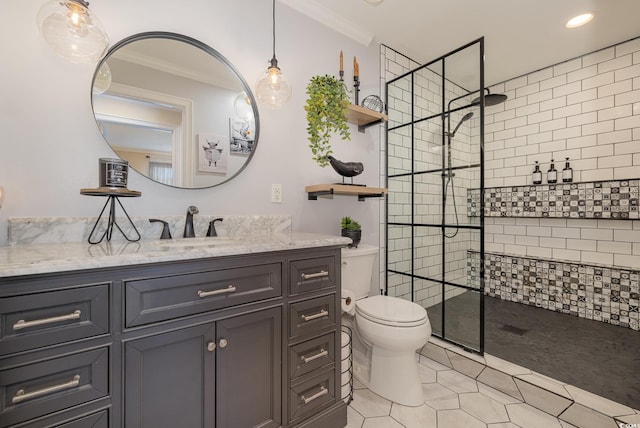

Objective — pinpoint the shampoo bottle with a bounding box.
[562,157,573,183]
[547,159,557,184]
[532,161,542,185]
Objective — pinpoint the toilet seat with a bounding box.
[356,295,427,327]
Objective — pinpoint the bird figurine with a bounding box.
[328,155,364,184]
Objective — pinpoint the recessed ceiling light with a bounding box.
[566,12,594,28]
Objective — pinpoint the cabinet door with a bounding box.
[124,324,216,428]
[216,307,282,428]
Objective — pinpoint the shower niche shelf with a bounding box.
[467,178,640,219]
[305,183,388,201]
[347,104,387,132]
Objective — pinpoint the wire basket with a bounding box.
[341,325,353,404]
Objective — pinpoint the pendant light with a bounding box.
[255,0,291,108]
[92,62,112,95]
[37,0,109,64]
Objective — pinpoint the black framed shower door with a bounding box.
[385,38,486,353]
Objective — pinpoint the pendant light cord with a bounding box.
[271,0,276,60]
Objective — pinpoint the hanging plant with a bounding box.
[304,75,351,167]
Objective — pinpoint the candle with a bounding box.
[340,50,343,72]
[353,56,359,78]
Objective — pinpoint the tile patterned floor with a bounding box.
[346,355,578,428]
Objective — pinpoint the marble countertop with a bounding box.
[0,233,352,278]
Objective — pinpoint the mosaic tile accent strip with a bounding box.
[467,251,640,331]
[467,179,640,219]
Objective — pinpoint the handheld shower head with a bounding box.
[449,112,474,137]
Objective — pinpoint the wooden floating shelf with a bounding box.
[347,104,387,132]
[305,184,388,201]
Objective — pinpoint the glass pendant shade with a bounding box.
[92,62,111,94]
[37,0,109,63]
[234,92,254,120]
[256,59,291,109]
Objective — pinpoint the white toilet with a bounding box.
[342,244,431,407]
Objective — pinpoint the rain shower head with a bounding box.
[472,89,508,107]
[449,112,474,137]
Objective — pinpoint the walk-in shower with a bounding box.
[385,38,489,351]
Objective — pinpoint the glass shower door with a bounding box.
[386,39,485,353]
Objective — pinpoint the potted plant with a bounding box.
[341,216,361,248]
[305,75,351,167]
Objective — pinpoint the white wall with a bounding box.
[0,0,384,268]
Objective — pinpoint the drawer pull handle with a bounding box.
[301,348,328,363]
[13,310,81,331]
[197,285,237,298]
[301,386,328,404]
[301,309,329,322]
[12,375,80,404]
[301,271,328,280]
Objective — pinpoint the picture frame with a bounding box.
[198,133,229,173]
[229,117,255,155]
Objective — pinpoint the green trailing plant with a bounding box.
[341,216,361,231]
[305,75,351,167]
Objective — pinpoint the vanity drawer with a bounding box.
[125,263,282,327]
[289,257,336,296]
[289,366,336,422]
[289,295,336,339]
[289,332,335,380]
[0,347,109,428]
[56,410,108,427]
[0,285,110,356]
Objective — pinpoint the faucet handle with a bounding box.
[206,218,224,237]
[149,219,172,240]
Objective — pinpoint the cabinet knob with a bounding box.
[219,338,228,349]
[207,341,216,352]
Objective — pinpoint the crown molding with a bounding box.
[280,0,374,46]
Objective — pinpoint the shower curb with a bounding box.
[420,337,639,428]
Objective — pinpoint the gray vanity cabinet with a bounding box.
[124,307,281,428]
[0,245,347,428]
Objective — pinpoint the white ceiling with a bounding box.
[282,0,640,86]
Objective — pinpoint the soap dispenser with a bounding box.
[532,161,542,185]
[562,157,573,183]
[547,159,557,184]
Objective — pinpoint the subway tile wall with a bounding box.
[484,37,640,270]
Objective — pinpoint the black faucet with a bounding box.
[183,206,199,238]
[206,218,224,237]
[149,219,172,239]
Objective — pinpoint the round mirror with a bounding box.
[91,32,259,189]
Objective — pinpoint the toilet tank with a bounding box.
[341,244,378,299]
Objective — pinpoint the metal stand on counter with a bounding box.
[80,187,142,244]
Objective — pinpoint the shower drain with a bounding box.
[500,324,528,335]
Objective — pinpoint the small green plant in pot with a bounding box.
[341,216,361,248]
[305,75,351,167]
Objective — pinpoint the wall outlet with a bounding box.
[271,184,282,203]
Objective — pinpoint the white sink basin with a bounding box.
[147,237,240,248]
